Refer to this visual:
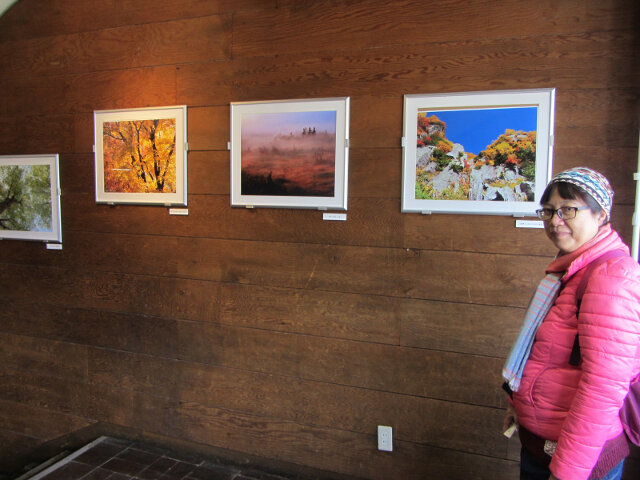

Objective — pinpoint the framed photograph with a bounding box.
[402,88,555,216]
[94,105,188,205]
[230,97,349,210]
[0,154,62,243]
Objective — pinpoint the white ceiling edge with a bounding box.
[0,0,18,18]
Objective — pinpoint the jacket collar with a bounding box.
[545,224,628,281]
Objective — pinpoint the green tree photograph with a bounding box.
[0,164,53,232]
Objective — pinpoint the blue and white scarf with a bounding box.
[502,273,562,392]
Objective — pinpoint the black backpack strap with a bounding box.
[569,334,582,366]
[502,381,513,399]
[569,250,626,366]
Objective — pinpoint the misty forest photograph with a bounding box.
[240,110,337,197]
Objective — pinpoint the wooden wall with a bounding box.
[0,0,638,478]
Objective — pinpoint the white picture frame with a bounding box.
[94,105,188,206]
[230,97,350,210]
[0,154,62,243]
[402,88,555,216]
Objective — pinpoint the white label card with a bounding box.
[169,208,189,216]
[323,213,347,221]
[515,220,544,229]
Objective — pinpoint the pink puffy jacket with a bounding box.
[513,228,640,480]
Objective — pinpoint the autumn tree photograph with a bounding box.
[102,118,177,194]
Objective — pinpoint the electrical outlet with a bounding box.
[377,425,393,452]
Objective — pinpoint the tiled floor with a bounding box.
[25,436,306,480]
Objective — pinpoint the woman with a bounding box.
[502,167,640,480]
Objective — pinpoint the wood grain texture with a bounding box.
[0,333,89,380]
[0,0,638,478]
[0,114,76,155]
[177,320,505,405]
[232,0,638,58]
[86,383,518,480]
[0,368,90,416]
[0,231,547,307]
[60,194,404,247]
[188,106,231,151]
[175,38,636,108]
[0,273,521,357]
[0,399,93,443]
[0,65,180,116]
[0,0,272,41]
[86,347,507,454]
[0,15,231,76]
[222,32,639,101]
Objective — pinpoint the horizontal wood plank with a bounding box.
[0,368,89,416]
[0,0,272,41]
[0,333,88,380]
[349,96,403,149]
[0,272,517,361]
[105,199,624,255]
[188,106,231,151]
[0,114,76,156]
[187,151,231,195]
[87,383,518,479]
[175,32,638,107]
[1,65,180,116]
[0,301,180,358]
[232,0,638,58]
[0,298,506,406]
[60,194,405,247]
[402,213,556,256]
[0,275,524,357]
[400,300,523,357]
[177,321,505,405]
[0,232,547,307]
[0,280,399,347]
[0,399,93,442]
[0,15,231,77]
[86,347,508,456]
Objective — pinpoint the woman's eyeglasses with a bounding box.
[536,206,590,220]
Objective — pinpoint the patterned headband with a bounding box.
[549,167,614,220]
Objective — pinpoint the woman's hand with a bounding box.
[503,403,518,432]
[549,475,559,480]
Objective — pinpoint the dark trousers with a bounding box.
[520,446,551,480]
[520,446,625,480]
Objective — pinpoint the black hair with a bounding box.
[540,181,607,222]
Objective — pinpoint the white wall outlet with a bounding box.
[377,425,393,452]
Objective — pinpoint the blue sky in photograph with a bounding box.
[422,107,538,154]
[242,110,337,136]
